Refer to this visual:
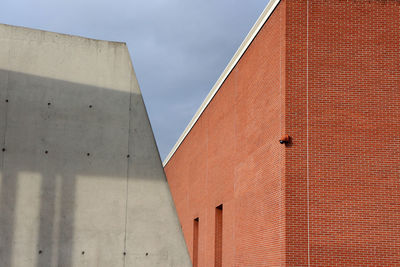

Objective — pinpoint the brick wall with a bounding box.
[164,3,286,266]
[286,0,400,265]
[165,0,400,266]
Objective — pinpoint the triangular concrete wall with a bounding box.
[0,23,191,267]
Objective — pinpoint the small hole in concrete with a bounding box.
[5,99,9,103]
[145,252,148,256]
[48,102,51,106]
[127,154,130,158]
[38,250,42,254]
[45,150,48,154]
[123,252,126,256]
[86,153,90,156]
[2,148,5,152]
[81,251,85,255]
[89,105,92,108]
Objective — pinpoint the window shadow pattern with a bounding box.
[0,69,189,267]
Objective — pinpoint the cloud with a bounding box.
[0,0,269,159]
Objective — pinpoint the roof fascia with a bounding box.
[163,0,281,166]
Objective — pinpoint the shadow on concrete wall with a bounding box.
[0,69,164,267]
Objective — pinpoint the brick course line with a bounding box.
[306,0,310,266]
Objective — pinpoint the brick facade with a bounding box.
[286,0,400,266]
[164,1,400,266]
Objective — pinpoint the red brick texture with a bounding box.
[215,205,223,267]
[193,218,199,267]
[286,0,400,266]
[165,2,286,266]
[165,0,400,266]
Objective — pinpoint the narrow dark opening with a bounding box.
[215,204,223,267]
[193,217,199,267]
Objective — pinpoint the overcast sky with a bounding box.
[0,0,269,160]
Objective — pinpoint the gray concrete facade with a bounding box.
[0,24,191,267]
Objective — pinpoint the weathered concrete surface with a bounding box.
[0,23,191,267]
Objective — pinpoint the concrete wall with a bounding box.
[0,23,191,267]
[164,3,286,266]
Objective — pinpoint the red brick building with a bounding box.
[163,0,400,266]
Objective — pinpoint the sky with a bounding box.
[0,0,269,160]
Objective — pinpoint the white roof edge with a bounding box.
[163,0,281,167]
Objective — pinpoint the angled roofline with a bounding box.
[163,0,281,167]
